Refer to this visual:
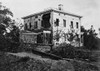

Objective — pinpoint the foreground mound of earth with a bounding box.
[0,51,99,71]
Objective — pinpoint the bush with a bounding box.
[0,34,21,52]
[52,43,76,59]
[51,43,97,62]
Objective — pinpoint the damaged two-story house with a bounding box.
[21,4,82,46]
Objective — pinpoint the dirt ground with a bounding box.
[0,51,99,71]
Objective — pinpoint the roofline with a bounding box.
[53,9,82,18]
[22,9,53,19]
[22,9,82,19]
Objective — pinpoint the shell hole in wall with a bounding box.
[41,13,51,29]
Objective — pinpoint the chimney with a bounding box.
[58,4,63,11]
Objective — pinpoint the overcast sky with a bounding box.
[1,0,100,32]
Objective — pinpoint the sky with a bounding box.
[1,0,100,32]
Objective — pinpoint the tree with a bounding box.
[81,25,98,50]
[5,25,20,51]
[0,3,21,52]
[0,2,13,35]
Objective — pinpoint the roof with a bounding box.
[22,8,82,19]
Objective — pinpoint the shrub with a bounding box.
[51,43,97,62]
[52,43,76,59]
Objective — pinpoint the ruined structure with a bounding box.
[21,5,82,46]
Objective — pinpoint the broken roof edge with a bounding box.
[22,9,53,19]
[22,8,82,19]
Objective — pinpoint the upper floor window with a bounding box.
[34,21,38,29]
[29,22,32,29]
[24,23,27,30]
[63,19,66,27]
[76,22,79,28]
[71,21,73,28]
[54,18,59,26]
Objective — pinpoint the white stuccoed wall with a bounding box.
[52,12,81,45]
